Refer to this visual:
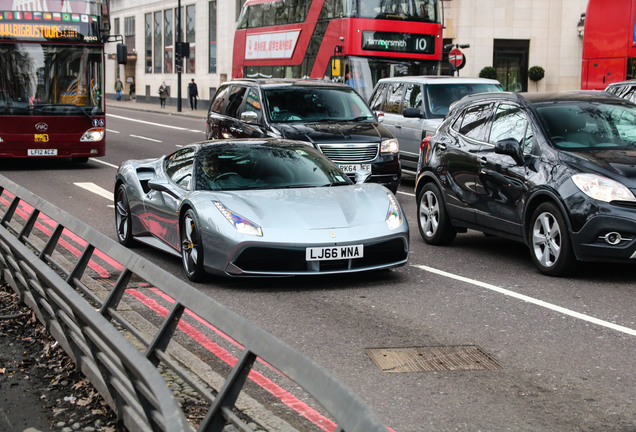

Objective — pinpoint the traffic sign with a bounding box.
[449,48,466,69]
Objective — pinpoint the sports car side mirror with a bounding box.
[148,178,179,198]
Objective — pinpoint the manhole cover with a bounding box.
[365,346,502,372]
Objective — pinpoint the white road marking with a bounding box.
[107,113,202,133]
[412,264,636,337]
[106,129,120,133]
[92,158,119,169]
[397,191,415,197]
[74,182,112,201]
[130,134,162,143]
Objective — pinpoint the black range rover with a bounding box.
[206,79,401,192]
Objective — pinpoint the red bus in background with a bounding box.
[0,0,114,162]
[581,0,636,89]
[233,0,443,100]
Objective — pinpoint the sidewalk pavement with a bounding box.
[107,96,208,120]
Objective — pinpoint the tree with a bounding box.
[479,66,498,80]
[528,66,545,91]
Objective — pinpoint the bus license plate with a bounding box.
[306,244,364,261]
[28,149,57,156]
[337,163,371,174]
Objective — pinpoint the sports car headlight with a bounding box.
[385,193,403,230]
[572,174,636,203]
[380,138,399,154]
[213,201,263,236]
[80,127,104,142]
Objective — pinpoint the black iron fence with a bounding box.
[0,174,388,432]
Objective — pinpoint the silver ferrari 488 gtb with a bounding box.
[114,138,409,281]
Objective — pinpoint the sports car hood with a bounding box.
[560,148,636,188]
[211,185,394,230]
[272,121,391,143]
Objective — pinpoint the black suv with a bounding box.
[206,79,401,192]
[415,91,636,276]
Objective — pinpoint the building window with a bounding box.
[236,0,245,21]
[114,17,120,35]
[154,11,162,73]
[145,13,152,73]
[164,9,174,73]
[186,5,196,74]
[125,16,135,52]
[209,1,217,74]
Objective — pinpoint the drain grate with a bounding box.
[365,346,502,372]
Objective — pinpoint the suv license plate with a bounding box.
[306,245,364,261]
[338,164,371,173]
[28,149,57,156]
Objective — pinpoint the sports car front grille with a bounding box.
[318,143,379,163]
[233,239,407,274]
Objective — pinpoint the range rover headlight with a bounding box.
[214,201,263,236]
[385,193,403,230]
[80,127,104,142]
[572,173,636,202]
[380,138,399,154]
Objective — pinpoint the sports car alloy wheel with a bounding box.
[181,209,206,282]
[529,202,575,276]
[417,183,456,245]
[115,185,134,246]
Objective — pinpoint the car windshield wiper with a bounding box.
[322,181,351,187]
[282,183,322,189]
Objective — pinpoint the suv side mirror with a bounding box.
[495,138,524,164]
[240,111,259,124]
[403,107,423,118]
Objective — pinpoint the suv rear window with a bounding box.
[427,83,503,117]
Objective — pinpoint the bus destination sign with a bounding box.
[362,31,435,55]
[0,11,100,42]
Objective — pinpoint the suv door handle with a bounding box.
[438,143,447,151]
[395,123,402,128]
[480,157,488,165]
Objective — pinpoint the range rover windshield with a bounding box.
[263,87,375,123]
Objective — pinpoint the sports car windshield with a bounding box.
[195,143,353,191]
[536,102,636,150]
[263,87,375,123]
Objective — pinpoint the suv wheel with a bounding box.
[529,202,575,276]
[417,182,456,245]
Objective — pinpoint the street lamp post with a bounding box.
[176,0,182,112]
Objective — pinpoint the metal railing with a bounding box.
[0,174,389,432]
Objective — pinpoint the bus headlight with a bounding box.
[80,127,104,142]
[380,138,399,154]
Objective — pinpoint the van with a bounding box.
[368,76,503,174]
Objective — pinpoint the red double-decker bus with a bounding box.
[0,0,117,162]
[581,0,636,89]
[233,0,443,100]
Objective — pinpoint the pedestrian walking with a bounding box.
[114,78,123,101]
[188,78,199,110]
[129,81,135,100]
[158,81,168,108]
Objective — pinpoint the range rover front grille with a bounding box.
[318,143,379,163]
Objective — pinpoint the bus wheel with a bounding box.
[72,157,89,163]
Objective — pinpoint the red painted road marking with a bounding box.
[127,289,338,431]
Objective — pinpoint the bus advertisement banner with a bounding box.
[245,30,301,60]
